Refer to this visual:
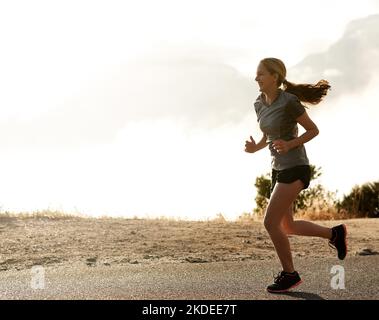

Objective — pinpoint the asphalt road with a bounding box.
[0,256,378,300]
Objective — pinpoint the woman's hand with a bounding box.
[272,139,291,154]
[245,136,257,153]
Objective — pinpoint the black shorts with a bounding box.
[270,165,311,197]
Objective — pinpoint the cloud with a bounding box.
[289,14,379,99]
[0,46,256,148]
[3,14,379,149]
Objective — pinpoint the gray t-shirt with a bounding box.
[254,89,310,170]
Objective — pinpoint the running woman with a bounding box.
[245,58,347,293]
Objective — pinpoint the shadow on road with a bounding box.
[280,291,325,300]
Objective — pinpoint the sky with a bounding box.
[0,0,378,220]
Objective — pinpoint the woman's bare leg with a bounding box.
[281,204,333,239]
[264,180,305,273]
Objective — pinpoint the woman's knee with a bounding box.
[263,211,281,233]
[263,212,295,235]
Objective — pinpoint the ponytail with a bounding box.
[283,79,331,105]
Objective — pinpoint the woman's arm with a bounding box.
[245,133,269,153]
[272,111,319,154]
[288,111,319,149]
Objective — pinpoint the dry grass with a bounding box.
[0,209,87,220]
[236,207,365,223]
[0,207,369,223]
[295,208,361,221]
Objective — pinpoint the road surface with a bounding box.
[0,256,378,300]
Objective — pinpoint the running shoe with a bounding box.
[267,271,302,293]
[329,224,348,260]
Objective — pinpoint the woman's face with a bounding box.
[255,63,278,92]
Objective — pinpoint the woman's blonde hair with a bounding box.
[260,57,331,105]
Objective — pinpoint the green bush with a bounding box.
[336,182,379,218]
